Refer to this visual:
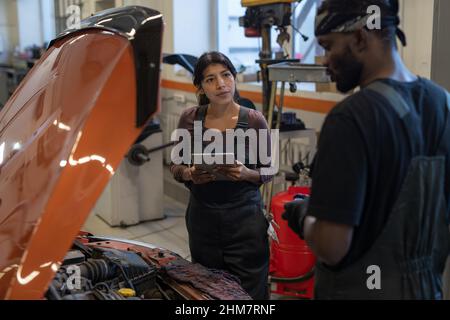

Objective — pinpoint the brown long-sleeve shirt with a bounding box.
[170,106,274,185]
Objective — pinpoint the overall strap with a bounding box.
[235,106,250,129]
[366,81,423,155]
[195,105,208,122]
[195,105,249,129]
[193,105,208,158]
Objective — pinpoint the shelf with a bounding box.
[268,62,330,83]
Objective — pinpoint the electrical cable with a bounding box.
[292,24,309,42]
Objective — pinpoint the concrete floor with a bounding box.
[83,195,191,261]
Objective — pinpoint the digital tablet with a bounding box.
[191,153,236,181]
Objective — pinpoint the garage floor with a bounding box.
[83,195,191,261]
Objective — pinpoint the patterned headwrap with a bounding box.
[315,4,407,46]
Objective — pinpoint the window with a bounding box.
[292,0,323,64]
[217,0,259,67]
[217,0,279,70]
[217,0,321,69]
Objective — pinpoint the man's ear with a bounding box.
[351,28,369,53]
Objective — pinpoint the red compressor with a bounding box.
[269,186,316,299]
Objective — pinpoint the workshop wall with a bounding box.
[156,0,439,134]
[431,0,450,91]
[399,0,435,78]
[0,0,19,64]
[173,0,213,57]
[17,0,43,51]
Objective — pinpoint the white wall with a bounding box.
[0,0,9,63]
[41,0,55,45]
[173,0,211,57]
[0,0,19,64]
[17,0,43,50]
[431,0,450,91]
[16,0,55,50]
[399,0,435,78]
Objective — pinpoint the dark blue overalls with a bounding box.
[315,81,450,299]
[185,105,270,300]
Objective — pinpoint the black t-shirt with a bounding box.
[307,77,450,268]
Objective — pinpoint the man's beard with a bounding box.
[332,47,363,93]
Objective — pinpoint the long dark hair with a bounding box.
[193,51,241,106]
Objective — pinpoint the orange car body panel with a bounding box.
[0,27,160,299]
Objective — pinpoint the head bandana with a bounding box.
[315,8,407,46]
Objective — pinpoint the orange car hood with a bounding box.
[0,6,163,299]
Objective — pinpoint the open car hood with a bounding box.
[0,6,163,299]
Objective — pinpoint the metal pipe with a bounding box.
[259,26,273,118]
[146,141,176,154]
[266,82,287,211]
[262,81,278,206]
[266,81,278,130]
[265,79,281,210]
[260,26,272,60]
[276,82,286,130]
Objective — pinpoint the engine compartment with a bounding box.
[46,233,251,300]
[48,247,159,300]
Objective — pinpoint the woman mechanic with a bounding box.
[170,51,272,300]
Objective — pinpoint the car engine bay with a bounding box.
[46,233,252,300]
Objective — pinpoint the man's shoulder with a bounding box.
[418,77,448,95]
[328,88,379,117]
[329,77,449,117]
[419,78,449,108]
